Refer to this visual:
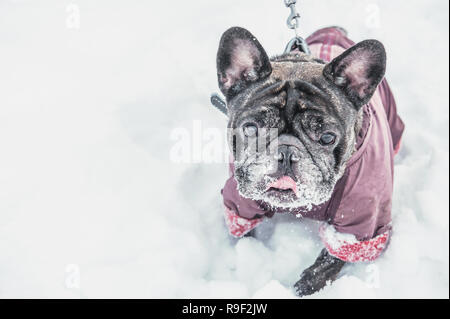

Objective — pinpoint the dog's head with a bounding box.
[217,27,386,209]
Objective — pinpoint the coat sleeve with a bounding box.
[221,176,265,238]
[319,223,390,262]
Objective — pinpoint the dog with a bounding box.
[216,26,405,296]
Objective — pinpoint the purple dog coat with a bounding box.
[221,27,405,262]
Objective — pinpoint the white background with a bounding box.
[0,0,448,298]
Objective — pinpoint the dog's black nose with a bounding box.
[275,145,300,176]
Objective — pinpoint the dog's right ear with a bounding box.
[323,40,386,109]
[217,27,272,101]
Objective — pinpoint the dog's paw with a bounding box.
[294,268,327,297]
[294,248,346,297]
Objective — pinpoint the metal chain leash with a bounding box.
[283,0,310,55]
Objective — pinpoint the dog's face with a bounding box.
[216,27,386,209]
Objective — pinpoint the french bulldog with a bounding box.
[216,26,392,296]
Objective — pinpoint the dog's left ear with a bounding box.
[217,27,272,100]
[323,40,386,109]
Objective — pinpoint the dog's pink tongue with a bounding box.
[267,176,298,195]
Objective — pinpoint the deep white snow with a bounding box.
[0,0,448,298]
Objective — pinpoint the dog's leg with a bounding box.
[243,229,256,238]
[294,248,346,296]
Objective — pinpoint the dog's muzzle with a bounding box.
[269,134,303,178]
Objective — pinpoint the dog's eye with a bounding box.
[319,132,336,145]
[243,123,258,137]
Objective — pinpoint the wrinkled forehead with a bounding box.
[229,61,332,109]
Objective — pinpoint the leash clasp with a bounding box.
[284,0,301,34]
[284,36,310,55]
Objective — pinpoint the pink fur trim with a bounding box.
[224,207,263,238]
[319,223,389,262]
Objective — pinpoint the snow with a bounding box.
[319,223,359,250]
[0,0,448,298]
